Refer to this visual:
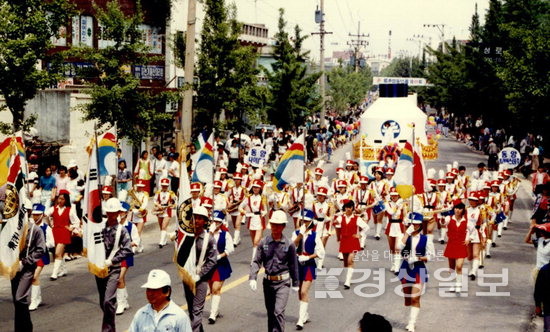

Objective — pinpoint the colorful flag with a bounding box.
[174,148,198,294]
[393,141,430,199]
[98,127,117,176]
[272,134,305,192]
[0,153,28,280]
[83,141,108,278]
[191,133,214,183]
[0,135,25,187]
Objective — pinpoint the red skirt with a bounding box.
[53,226,71,245]
[444,240,468,259]
[339,235,361,253]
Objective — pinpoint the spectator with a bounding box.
[117,159,132,201]
[486,138,499,171]
[358,312,392,332]
[129,269,192,332]
[534,262,550,332]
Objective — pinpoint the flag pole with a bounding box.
[94,123,103,218]
[411,123,416,216]
[113,122,118,199]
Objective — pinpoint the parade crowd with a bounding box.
[4,109,550,332]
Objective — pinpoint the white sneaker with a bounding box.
[406,322,415,332]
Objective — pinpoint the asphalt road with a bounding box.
[0,134,540,332]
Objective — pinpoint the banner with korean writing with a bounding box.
[498,147,521,169]
[246,147,269,168]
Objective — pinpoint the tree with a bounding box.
[0,0,73,134]
[327,64,372,114]
[380,56,425,78]
[265,9,321,131]
[196,0,263,135]
[71,1,176,144]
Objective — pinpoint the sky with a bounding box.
[193,0,490,61]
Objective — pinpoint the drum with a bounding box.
[373,201,386,215]
[495,212,506,224]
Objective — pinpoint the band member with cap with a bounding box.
[28,204,54,311]
[436,179,452,244]
[131,179,149,253]
[183,205,218,332]
[486,180,504,256]
[116,201,139,315]
[353,176,376,223]
[466,191,485,280]
[312,186,333,254]
[212,180,229,214]
[11,202,46,332]
[289,182,306,229]
[45,189,80,280]
[208,210,234,324]
[249,210,299,332]
[291,209,325,330]
[385,187,406,273]
[456,166,470,199]
[190,182,203,209]
[129,269,192,331]
[370,167,388,240]
[442,199,469,292]
[307,162,328,196]
[237,179,268,264]
[502,169,519,226]
[153,178,177,248]
[268,184,290,216]
[337,200,369,289]
[398,212,435,332]
[96,197,133,332]
[101,186,114,219]
[226,173,246,245]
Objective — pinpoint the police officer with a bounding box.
[183,206,218,332]
[11,203,46,332]
[96,198,133,332]
[249,210,299,332]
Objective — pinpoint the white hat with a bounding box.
[105,198,121,213]
[193,206,209,218]
[68,159,78,168]
[141,269,171,289]
[269,210,288,224]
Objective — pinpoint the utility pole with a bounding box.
[181,0,197,144]
[423,24,446,53]
[347,22,368,72]
[312,0,331,128]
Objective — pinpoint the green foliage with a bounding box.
[0,0,73,134]
[380,56,425,78]
[141,0,172,27]
[196,0,263,135]
[327,65,372,114]
[264,9,321,131]
[70,1,176,145]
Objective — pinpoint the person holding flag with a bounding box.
[95,197,133,332]
[29,204,54,311]
[9,202,46,332]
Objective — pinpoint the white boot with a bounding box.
[455,274,463,293]
[406,306,420,331]
[123,287,130,309]
[439,228,447,243]
[470,259,480,280]
[427,233,434,244]
[375,224,382,238]
[233,230,241,246]
[497,222,503,237]
[344,268,354,289]
[492,229,498,244]
[251,247,257,265]
[50,259,61,280]
[209,294,221,324]
[58,260,67,277]
[296,301,308,329]
[159,230,167,247]
[29,285,41,311]
[503,216,509,230]
[338,252,343,260]
[116,289,126,315]
[392,254,402,273]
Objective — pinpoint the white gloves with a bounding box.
[298,225,306,235]
[291,286,299,292]
[249,280,257,292]
[192,275,201,283]
[408,256,419,264]
[298,255,310,264]
[216,254,223,261]
[405,225,415,236]
[18,261,24,272]
[104,259,113,268]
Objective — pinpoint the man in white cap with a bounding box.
[183,205,218,332]
[249,210,299,332]
[95,197,133,332]
[129,269,192,331]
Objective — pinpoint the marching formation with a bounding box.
[1,126,533,332]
